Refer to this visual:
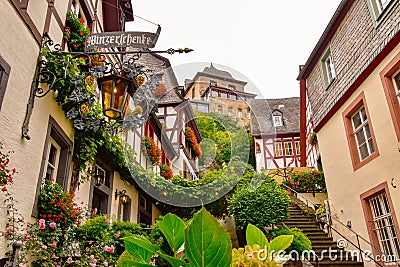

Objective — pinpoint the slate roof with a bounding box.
[202,63,234,80]
[157,88,184,105]
[249,97,300,136]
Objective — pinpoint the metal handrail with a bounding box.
[281,183,400,266]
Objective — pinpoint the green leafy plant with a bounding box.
[288,170,326,192]
[66,12,91,52]
[271,227,312,253]
[231,224,294,267]
[228,173,290,230]
[37,179,82,228]
[160,163,173,179]
[308,132,317,146]
[117,207,232,267]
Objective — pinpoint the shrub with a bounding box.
[160,163,173,179]
[289,170,326,192]
[228,173,290,230]
[271,227,312,253]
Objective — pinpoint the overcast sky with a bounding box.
[127,0,342,99]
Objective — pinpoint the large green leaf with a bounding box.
[157,213,185,256]
[185,207,232,267]
[123,236,187,267]
[117,251,154,267]
[246,223,268,249]
[124,235,159,263]
[269,235,293,255]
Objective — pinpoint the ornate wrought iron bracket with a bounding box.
[21,34,192,139]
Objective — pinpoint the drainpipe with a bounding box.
[300,78,307,167]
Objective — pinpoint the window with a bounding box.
[211,90,218,97]
[138,194,152,225]
[228,85,236,90]
[321,47,336,87]
[218,105,223,114]
[90,162,113,215]
[368,0,394,21]
[343,92,379,170]
[0,55,11,111]
[275,142,283,157]
[247,108,251,119]
[380,52,400,141]
[238,108,243,118]
[45,138,61,181]
[210,80,217,86]
[273,115,282,127]
[295,141,301,155]
[197,103,208,113]
[191,87,196,99]
[230,94,236,100]
[393,71,400,103]
[284,142,293,156]
[255,143,261,154]
[228,107,233,117]
[221,92,227,99]
[33,117,73,216]
[351,107,375,160]
[71,0,88,25]
[361,183,400,265]
[369,192,400,260]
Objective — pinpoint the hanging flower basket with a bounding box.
[309,132,318,146]
[160,163,173,179]
[184,127,202,158]
[142,136,162,166]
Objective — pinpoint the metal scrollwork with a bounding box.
[22,34,192,139]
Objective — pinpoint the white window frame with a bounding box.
[273,115,282,127]
[321,47,336,87]
[351,106,375,161]
[238,108,243,118]
[368,0,393,21]
[247,108,251,119]
[217,105,223,114]
[274,142,283,157]
[295,141,301,155]
[284,142,293,156]
[392,70,400,105]
[45,137,61,182]
[369,192,400,261]
[228,107,233,117]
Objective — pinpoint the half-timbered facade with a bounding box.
[0,2,174,260]
[249,98,301,171]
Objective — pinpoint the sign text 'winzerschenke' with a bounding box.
[85,31,158,51]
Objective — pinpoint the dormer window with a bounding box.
[210,80,217,86]
[273,115,282,127]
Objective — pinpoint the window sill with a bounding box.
[353,151,379,171]
[324,78,337,91]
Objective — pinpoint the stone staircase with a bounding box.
[280,202,364,267]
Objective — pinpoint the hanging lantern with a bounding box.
[97,74,136,120]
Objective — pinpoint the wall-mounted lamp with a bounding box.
[90,166,105,187]
[115,189,129,204]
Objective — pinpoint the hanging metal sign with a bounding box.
[85,26,161,51]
